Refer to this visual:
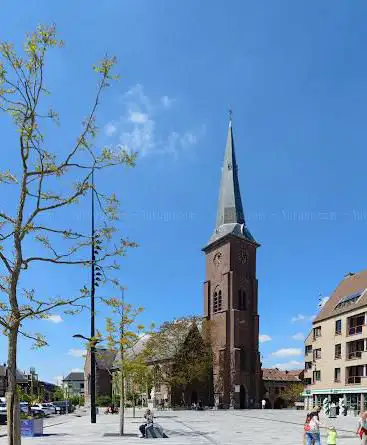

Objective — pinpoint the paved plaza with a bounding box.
[0,408,362,444]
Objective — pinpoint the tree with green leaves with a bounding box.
[52,387,64,402]
[143,316,212,407]
[0,25,137,445]
[124,358,152,417]
[103,294,152,435]
[281,382,304,406]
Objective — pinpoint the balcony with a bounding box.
[348,325,364,336]
[346,376,365,384]
[347,314,365,337]
[346,339,366,362]
[346,364,366,384]
[347,351,363,360]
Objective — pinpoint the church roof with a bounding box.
[204,118,257,249]
[112,318,206,368]
[95,348,117,370]
[112,333,152,369]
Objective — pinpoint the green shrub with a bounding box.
[95,395,112,407]
[69,396,84,406]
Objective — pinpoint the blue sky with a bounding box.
[1,0,367,382]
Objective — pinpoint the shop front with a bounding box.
[302,387,367,413]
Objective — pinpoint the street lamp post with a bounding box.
[73,334,102,420]
[90,169,96,424]
[89,170,102,423]
[119,289,125,436]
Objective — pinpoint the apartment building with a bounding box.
[303,271,367,412]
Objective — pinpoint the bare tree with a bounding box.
[0,25,137,445]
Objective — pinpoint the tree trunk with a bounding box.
[7,326,21,445]
[181,387,186,407]
[119,368,124,436]
[133,395,136,418]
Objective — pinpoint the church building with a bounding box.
[89,117,263,410]
[202,117,262,408]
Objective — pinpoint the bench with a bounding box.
[145,424,168,438]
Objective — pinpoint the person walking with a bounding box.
[357,411,367,444]
[261,399,266,410]
[304,411,321,445]
[327,426,337,445]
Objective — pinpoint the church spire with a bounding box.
[215,116,245,228]
[205,115,257,248]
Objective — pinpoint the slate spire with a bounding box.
[215,117,245,227]
[205,116,256,248]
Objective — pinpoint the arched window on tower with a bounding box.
[213,288,222,313]
[240,349,246,371]
[238,290,247,310]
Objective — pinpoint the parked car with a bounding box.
[42,402,61,414]
[37,403,52,415]
[30,405,47,417]
[0,403,6,425]
[52,401,75,414]
[0,402,6,415]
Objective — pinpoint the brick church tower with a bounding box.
[202,117,262,409]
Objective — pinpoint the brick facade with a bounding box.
[203,236,262,408]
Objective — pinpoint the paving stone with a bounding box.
[0,408,362,444]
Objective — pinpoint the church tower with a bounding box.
[202,117,261,409]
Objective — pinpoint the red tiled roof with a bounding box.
[262,368,303,382]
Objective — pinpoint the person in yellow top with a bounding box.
[327,426,337,445]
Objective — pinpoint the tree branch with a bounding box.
[0,251,13,273]
[19,330,48,346]
[19,294,87,322]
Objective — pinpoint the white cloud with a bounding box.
[67,349,86,358]
[45,314,63,324]
[128,111,149,124]
[161,95,174,109]
[271,348,302,358]
[105,122,117,136]
[259,334,272,343]
[291,332,305,341]
[291,314,314,323]
[71,368,83,373]
[318,296,329,309]
[104,84,204,157]
[272,361,303,370]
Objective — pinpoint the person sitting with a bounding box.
[139,408,154,438]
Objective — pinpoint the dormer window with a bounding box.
[335,289,365,310]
